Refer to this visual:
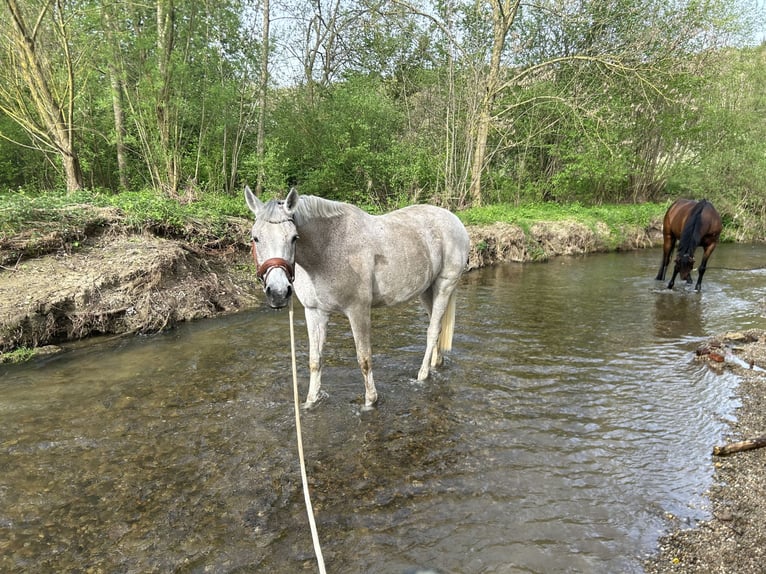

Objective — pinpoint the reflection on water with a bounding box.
[2,244,766,573]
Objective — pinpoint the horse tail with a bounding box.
[679,200,708,254]
[437,289,457,354]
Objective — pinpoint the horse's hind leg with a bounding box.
[418,282,456,381]
[695,242,718,291]
[304,307,330,407]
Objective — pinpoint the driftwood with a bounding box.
[713,434,766,456]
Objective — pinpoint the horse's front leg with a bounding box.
[304,307,330,407]
[656,237,675,281]
[347,308,377,408]
[667,265,680,289]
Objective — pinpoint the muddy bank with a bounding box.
[466,218,661,268]
[0,208,260,357]
[0,234,259,355]
[0,211,662,357]
[645,330,766,574]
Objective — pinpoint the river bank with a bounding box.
[0,207,661,357]
[644,330,766,574]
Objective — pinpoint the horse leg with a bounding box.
[667,265,680,289]
[347,307,378,408]
[304,307,330,407]
[695,242,718,291]
[418,281,456,381]
[656,236,675,281]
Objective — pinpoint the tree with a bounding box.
[466,0,519,207]
[0,0,84,192]
[254,0,270,196]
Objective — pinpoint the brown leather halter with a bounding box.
[251,240,295,284]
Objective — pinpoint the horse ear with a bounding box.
[284,187,300,215]
[244,185,263,215]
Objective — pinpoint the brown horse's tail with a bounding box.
[437,290,457,355]
[678,199,709,255]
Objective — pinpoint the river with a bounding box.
[2,244,766,573]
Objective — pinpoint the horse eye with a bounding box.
[292,235,299,243]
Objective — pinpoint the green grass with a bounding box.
[1,188,668,242]
[0,188,251,238]
[0,346,35,364]
[458,201,668,232]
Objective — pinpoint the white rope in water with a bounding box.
[289,298,327,573]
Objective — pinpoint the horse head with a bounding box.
[675,253,694,281]
[244,186,300,308]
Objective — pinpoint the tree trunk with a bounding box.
[109,64,129,190]
[255,0,270,196]
[2,0,83,192]
[467,0,520,207]
[156,0,179,194]
[102,5,128,190]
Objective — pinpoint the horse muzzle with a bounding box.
[257,257,295,309]
[675,255,694,280]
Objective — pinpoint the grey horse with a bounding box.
[245,186,470,408]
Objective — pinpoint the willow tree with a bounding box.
[0,0,84,192]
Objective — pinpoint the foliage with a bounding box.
[257,74,429,205]
[0,189,102,236]
[0,188,249,240]
[0,346,35,364]
[0,0,763,230]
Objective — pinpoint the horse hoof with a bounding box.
[302,390,329,410]
[363,392,378,410]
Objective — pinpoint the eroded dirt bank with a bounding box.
[0,233,259,354]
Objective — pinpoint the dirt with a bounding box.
[465,218,661,268]
[0,219,261,356]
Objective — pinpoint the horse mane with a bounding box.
[293,194,356,226]
[677,199,709,256]
[258,199,294,223]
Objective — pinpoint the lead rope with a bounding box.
[289,297,327,573]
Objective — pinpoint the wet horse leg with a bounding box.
[418,279,456,381]
[418,285,434,360]
[695,241,718,291]
[667,263,681,289]
[304,307,329,407]
[656,235,676,281]
[347,306,378,408]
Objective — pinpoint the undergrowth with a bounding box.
[458,201,669,235]
[0,188,683,245]
[0,188,250,241]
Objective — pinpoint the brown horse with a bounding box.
[656,198,722,291]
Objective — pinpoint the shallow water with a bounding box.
[2,244,766,573]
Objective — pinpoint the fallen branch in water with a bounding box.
[713,434,766,456]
